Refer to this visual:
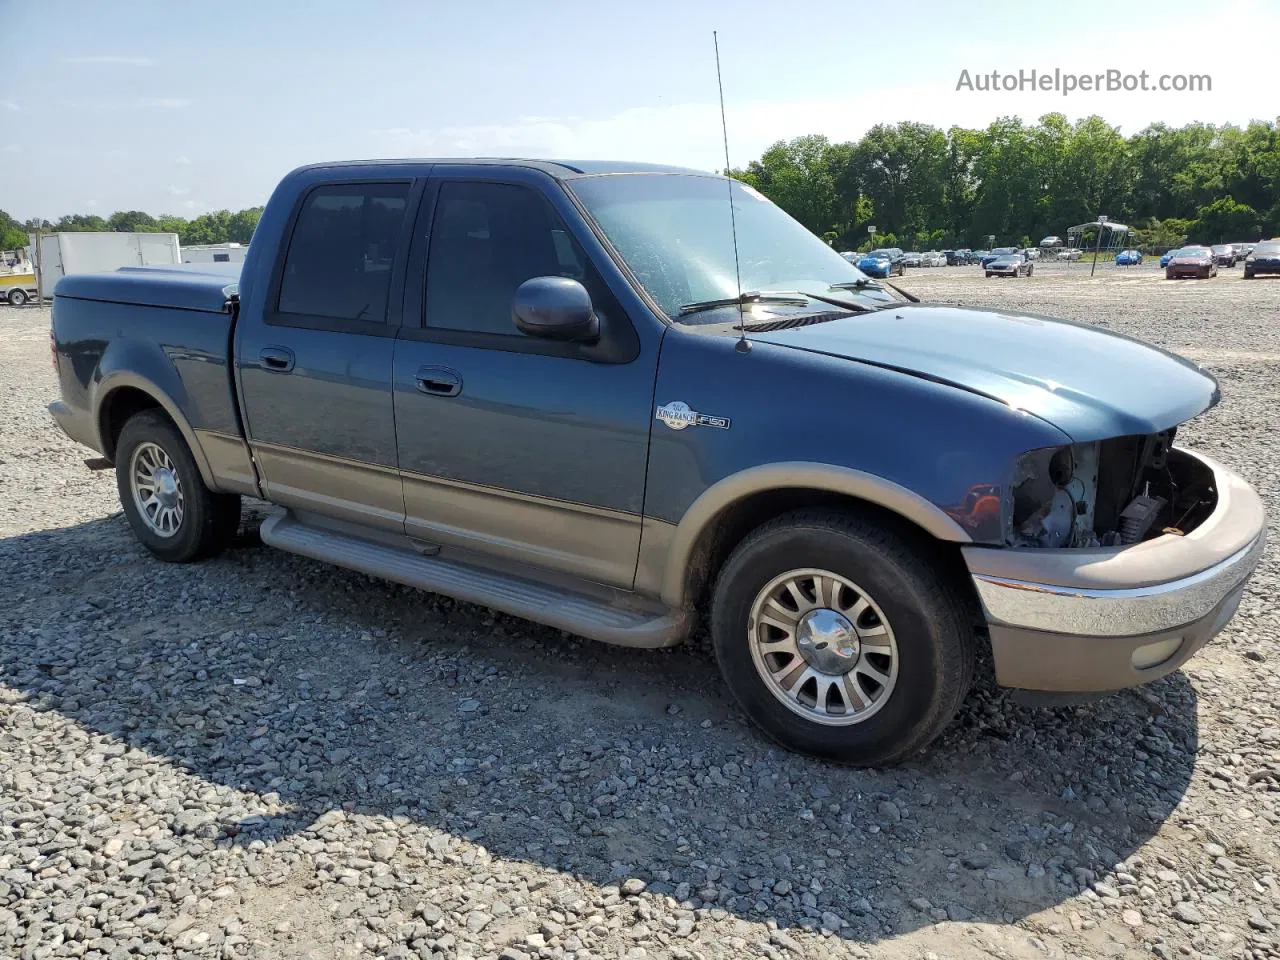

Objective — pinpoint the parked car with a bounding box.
[1115,249,1144,266]
[1023,247,1041,261]
[46,158,1265,766]
[980,247,1019,268]
[1166,246,1218,279]
[1159,250,1177,268]
[1243,239,1280,278]
[1058,248,1083,261]
[1210,244,1238,267]
[902,251,922,268]
[1237,242,1256,258]
[985,252,1034,277]
[857,250,905,278]
[1039,235,1062,247]
[927,251,949,267]
[970,250,990,263]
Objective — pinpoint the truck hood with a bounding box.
[751,303,1219,440]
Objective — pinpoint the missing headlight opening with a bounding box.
[1007,430,1217,548]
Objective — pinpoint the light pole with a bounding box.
[1090,215,1108,279]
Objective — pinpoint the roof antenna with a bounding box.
[714,30,750,354]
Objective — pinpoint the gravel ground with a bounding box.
[2,267,1279,960]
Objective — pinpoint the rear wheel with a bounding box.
[710,509,974,765]
[115,410,241,562]
[7,287,27,306]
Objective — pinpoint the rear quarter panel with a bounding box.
[53,296,238,454]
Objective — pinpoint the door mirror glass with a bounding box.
[512,276,599,342]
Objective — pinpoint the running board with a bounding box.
[259,512,689,649]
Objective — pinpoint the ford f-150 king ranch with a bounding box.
[48,159,1266,765]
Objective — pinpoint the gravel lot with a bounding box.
[2,267,1279,960]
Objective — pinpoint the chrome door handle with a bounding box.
[259,346,295,372]
[414,366,462,397]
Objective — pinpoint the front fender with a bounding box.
[652,461,971,608]
[642,331,1074,604]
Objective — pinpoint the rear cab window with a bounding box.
[276,182,411,327]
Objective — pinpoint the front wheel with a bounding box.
[7,287,27,306]
[710,510,975,765]
[115,410,242,562]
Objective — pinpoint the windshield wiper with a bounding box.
[679,292,809,315]
[830,278,920,303]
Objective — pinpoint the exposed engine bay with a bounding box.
[1007,430,1218,548]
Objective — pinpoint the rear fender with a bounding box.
[93,340,217,489]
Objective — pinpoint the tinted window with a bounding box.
[278,183,410,323]
[425,182,587,336]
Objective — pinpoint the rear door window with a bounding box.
[278,183,410,324]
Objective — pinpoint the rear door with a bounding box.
[391,167,660,587]
[236,179,418,533]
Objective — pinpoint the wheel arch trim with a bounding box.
[657,462,972,608]
[93,371,218,489]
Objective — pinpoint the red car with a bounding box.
[1165,246,1218,279]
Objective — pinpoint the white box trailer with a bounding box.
[31,231,182,299]
[181,242,247,264]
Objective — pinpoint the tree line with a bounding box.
[0,207,263,254]
[733,114,1280,252]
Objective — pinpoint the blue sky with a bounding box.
[3,0,1277,221]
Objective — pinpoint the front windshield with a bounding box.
[569,174,892,321]
[1255,242,1280,255]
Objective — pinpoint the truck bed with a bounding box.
[54,263,241,312]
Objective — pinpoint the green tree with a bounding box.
[0,210,29,250]
[107,211,161,233]
[53,213,109,232]
[1192,196,1262,243]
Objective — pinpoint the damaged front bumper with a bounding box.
[963,449,1266,692]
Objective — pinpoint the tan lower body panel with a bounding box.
[250,441,406,535]
[988,579,1245,692]
[634,516,678,600]
[401,471,641,589]
[196,430,260,497]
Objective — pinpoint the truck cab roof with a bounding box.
[289,158,716,181]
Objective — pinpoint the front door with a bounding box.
[392,170,660,588]
[237,180,415,533]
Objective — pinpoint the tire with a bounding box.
[985,271,993,278]
[114,409,241,563]
[7,287,27,306]
[710,509,975,765]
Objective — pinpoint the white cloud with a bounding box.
[2,100,17,112]
[0,144,18,154]
[63,56,154,66]
[175,155,192,165]
[181,200,206,211]
[85,200,98,208]
[167,186,191,196]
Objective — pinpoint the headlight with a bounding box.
[1006,443,1101,548]
[1246,256,1256,263]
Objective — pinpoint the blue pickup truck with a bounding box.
[48,159,1265,765]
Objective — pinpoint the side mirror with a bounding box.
[512,276,599,342]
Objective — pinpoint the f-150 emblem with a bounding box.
[655,401,731,431]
